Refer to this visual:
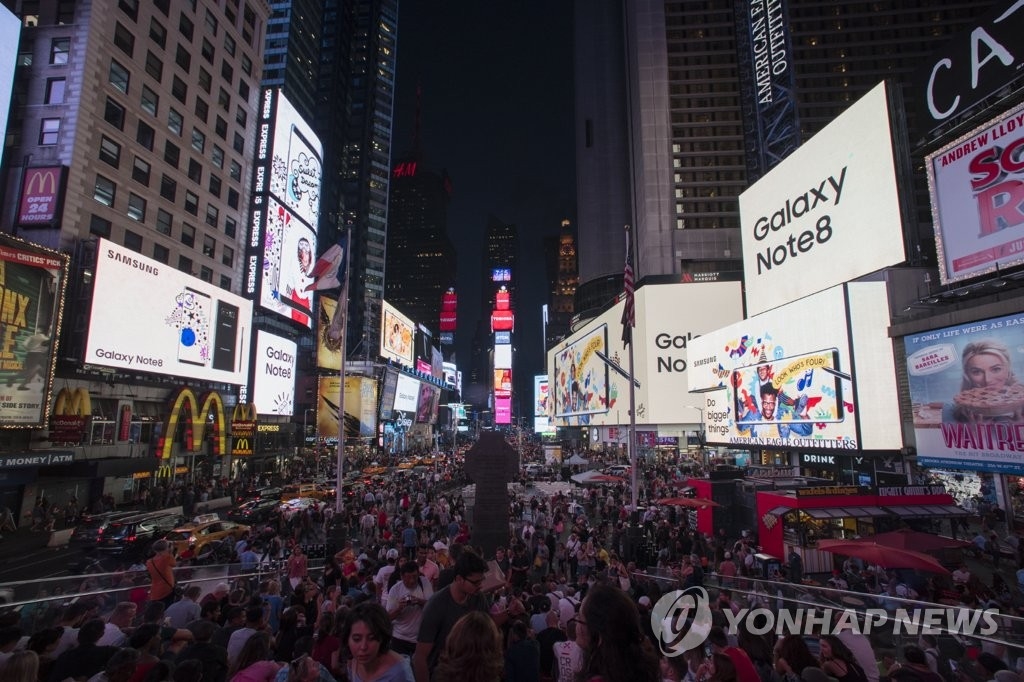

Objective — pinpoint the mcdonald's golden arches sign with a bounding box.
[156,387,226,459]
[18,166,64,226]
[231,403,257,456]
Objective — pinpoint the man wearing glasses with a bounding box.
[412,550,524,682]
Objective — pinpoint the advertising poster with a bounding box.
[927,101,1024,284]
[494,368,512,398]
[534,375,549,417]
[268,93,323,230]
[259,197,317,327]
[380,300,414,367]
[0,238,67,427]
[316,296,342,370]
[495,396,511,424]
[18,166,64,227]
[252,330,296,416]
[687,286,859,450]
[393,373,420,414]
[317,376,378,440]
[905,312,1024,474]
[379,368,398,421]
[416,382,438,424]
[739,82,905,316]
[553,324,608,418]
[85,239,253,385]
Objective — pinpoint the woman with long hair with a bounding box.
[228,631,281,682]
[340,602,413,682]
[775,635,818,682]
[818,635,868,682]
[574,583,660,682]
[434,611,504,682]
[3,650,39,682]
[274,606,313,663]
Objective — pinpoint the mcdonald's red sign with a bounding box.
[18,166,63,226]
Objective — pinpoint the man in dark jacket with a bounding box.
[177,619,229,682]
[48,618,118,682]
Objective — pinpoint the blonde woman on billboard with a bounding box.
[945,339,1023,423]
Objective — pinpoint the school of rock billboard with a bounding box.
[739,81,906,316]
[317,376,379,440]
[688,282,902,452]
[0,237,68,427]
[905,312,1024,475]
[926,100,1024,284]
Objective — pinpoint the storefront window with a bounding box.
[91,421,115,445]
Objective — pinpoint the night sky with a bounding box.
[391,1,577,411]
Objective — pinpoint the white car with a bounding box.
[604,465,631,477]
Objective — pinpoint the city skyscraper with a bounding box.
[573,0,996,309]
[543,219,578,349]
[384,159,456,335]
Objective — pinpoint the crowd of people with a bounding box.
[1,444,1024,682]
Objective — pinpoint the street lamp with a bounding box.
[685,405,706,467]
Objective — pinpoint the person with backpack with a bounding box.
[385,560,433,657]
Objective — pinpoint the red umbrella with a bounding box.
[586,473,626,483]
[657,497,721,508]
[816,539,950,574]
[869,529,972,552]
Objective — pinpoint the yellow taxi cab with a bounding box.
[281,483,331,502]
[164,514,251,555]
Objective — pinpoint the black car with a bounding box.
[93,511,184,559]
[69,511,137,550]
[226,498,280,524]
[235,486,283,504]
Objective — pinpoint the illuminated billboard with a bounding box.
[905,312,1024,474]
[0,237,68,427]
[380,300,414,367]
[927,100,1024,284]
[492,268,511,282]
[317,376,378,439]
[245,89,323,327]
[494,343,512,369]
[739,82,906,316]
[393,373,420,414]
[534,375,549,417]
[494,368,512,398]
[86,239,252,385]
[416,382,439,424]
[17,166,65,228]
[553,324,608,418]
[688,282,901,451]
[495,396,512,424]
[316,296,343,370]
[252,330,296,416]
[0,6,17,171]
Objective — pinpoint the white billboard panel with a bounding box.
[252,330,296,416]
[380,300,415,367]
[269,93,323,229]
[927,101,1024,284]
[393,373,420,413]
[546,282,743,427]
[494,343,512,370]
[259,197,317,326]
[739,82,905,315]
[0,7,19,170]
[86,239,252,385]
[688,286,857,449]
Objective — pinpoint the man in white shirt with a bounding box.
[374,548,401,605]
[553,616,585,682]
[386,560,433,657]
[97,602,137,646]
[226,605,265,666]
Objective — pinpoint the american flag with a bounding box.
[621,228,635,346]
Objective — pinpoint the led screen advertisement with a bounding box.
[495,396,511,424]
[927,101,1024,284]
[495,343,512,370]
[0,237,67,427]
[317,376,378,440]
[534,375,549,417]
[85,239,252,385]
[380,300,415,367]
[553,324,608,418]
[259,197,317,326]
[246,89,323,328]
[18,166,65,228]
[494,368,512,398]
[739,81,906,316]
[252,331,296,416]
[316,296,343,370]
[393,373,420,413]
[416,382,439,424]
[905,312,1024,474]
[687,286,859,450]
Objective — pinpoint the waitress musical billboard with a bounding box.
[905,312,1024,474]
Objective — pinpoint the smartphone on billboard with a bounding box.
[212,300,239,372]
[177,287,212,367]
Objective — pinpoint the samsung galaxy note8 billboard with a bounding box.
[739,82,906,316]
[85,239,253,385]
